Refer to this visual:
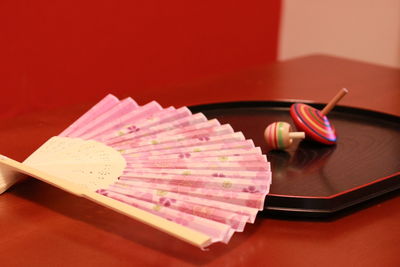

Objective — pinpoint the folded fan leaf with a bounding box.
[2,94,271,248]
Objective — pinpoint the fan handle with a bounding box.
[0,155,212,248]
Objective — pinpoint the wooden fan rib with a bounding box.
[98,189,234,244]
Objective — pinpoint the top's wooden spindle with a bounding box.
[321,88,349,116]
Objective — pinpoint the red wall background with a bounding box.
[0,1,281,118]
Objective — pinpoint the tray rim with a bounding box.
[189,100,400,123]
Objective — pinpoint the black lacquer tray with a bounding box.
[189,101,400,216]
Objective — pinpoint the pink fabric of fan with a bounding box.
[55,94,272,246]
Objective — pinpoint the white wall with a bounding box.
[279,0,400,68]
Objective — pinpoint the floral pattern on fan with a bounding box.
[29,94,272,246]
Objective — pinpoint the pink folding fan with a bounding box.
[0,94,271,249]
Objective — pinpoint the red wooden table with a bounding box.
[0,55,399,266]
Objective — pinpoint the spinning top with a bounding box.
[264,122,305,150]
[290,88,348,145]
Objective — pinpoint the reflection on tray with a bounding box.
[268,141,336,179]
